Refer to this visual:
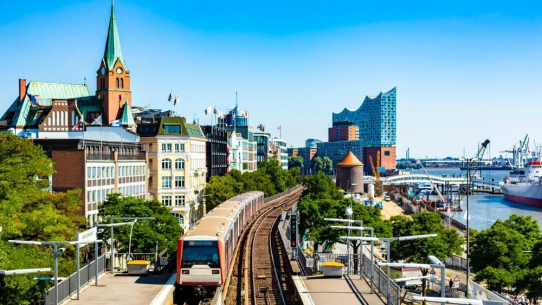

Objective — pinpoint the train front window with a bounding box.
[182,241,219,268]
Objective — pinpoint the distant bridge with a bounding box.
[380,174,467,186]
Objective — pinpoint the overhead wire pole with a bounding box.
[8,239,102,305]
[333,226,376,293]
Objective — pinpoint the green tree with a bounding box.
[99,194,183,254]
[0,133,85,305]
[322,156,333,175]
[288,156,304,172]
[471,216,535,292]
[302,172,343,200]
[256,158,288,193]
[204,174,242,212]
[287,167,302,187]
[389,211,463,263]
[310,156,324,174]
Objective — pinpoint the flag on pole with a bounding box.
[213,108,218,115]
[168,92,172,102]
[72,118,83,130]
[91,115,102,125]
[109,119,121,127]
[232,111,236,119]
[205,106,213,115]
[278,125,281,130]
[174,96,179,106]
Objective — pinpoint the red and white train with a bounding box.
[176,191,265,297]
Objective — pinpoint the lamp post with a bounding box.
[460,157,476,298]
[324,217,362,276]
[100,217,155,274]
[9,239,102,305]
[332,227,375,293]
[344,234,438,305]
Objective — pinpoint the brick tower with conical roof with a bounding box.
[96,1,131,124]
[336,151,364,193]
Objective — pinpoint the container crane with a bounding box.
[368,151,381,196]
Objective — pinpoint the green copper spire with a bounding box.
[121,98,135,127]
[103,1,127,70]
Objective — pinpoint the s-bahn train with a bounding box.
[176,191,265,297]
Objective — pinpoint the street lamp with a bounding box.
[343,234,438,305]
[324,217,362,275]
[8,239,102,305]
[459,157,476,298]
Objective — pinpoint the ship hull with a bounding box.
[501,183,542,207]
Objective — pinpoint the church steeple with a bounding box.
[96,0,131,125]
[103,1,127,70]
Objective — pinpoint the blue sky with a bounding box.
[1,0,541,158]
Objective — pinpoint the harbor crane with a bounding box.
[463,139,490,178]
[500,134,531,168]
[368,151,381,196]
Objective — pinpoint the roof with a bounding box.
[337,151,363,166]
[1,81,95,127]
[333,87,396,115]
[185,123,205,138]
[103,3,127,70]
[137,116,204,138]
[121,100,136,126]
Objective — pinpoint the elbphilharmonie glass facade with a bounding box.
[332,87,396,147]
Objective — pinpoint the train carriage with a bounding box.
[176,191,264,297]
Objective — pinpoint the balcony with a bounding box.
[87,153,114,161]
[118,152,146,161]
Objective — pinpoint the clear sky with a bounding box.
[1,0,541,159]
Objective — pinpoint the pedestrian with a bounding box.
[449,278,454,290]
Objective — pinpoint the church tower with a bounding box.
[96,2,131,124]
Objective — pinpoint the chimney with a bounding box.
[19,79,26,103]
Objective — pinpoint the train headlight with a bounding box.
[212,270,220,274]
[182,270,189,274]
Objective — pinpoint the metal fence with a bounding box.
[44,254,106,305]
[445,255,468,271]
[469,280,514,305]
[361,253,401,305]
[264,184,303,203]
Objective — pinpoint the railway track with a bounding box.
[224,187,302,305]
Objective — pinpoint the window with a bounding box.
[120,78,124,88]
[164,125,181,134]
[161,143,166,151]
[175,158,185,169]
[384,151,390,156]
[116,78,119,88]
[162,176,171,188]
[167,144,172,151]
[162,158,172,169]
[175,144,179,151]
[175,195,185,206]
[180,144,185,151]
[175,176,185,188]
[162,195,172,207]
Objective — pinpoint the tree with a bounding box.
[310,156,324,174]
[389,211,463,263]
[322,156,333,175]
[257,158,288,193]
[288,156,304,172]
[470,216,535,292]
[302,172,343,200]
[99,194,183,254]
[287,167,302,187]
[0,133,85,305]
[204,174,242,212]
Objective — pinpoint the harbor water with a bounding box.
[408,167,542,231]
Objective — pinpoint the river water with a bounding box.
[407,167,542,231]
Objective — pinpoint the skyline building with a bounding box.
[138,117,206,229]
[332,87,396,147]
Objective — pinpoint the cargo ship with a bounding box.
[500,161,542,206]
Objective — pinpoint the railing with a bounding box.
[118,152,146,161]
[44,254,106,305]
[469,279,514,304]
[106,253,156,272]
[264,184,303,203]
[445,255,468,271]
[361,253,401,305]
[86,153,114,161]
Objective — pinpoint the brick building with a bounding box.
[0,2,147,226]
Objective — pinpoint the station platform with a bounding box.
[63,272,174,305]
[295,274,386,305]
